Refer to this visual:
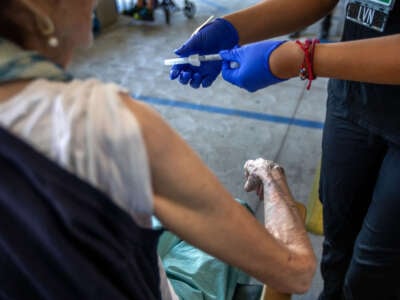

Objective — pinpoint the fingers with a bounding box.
[176,70,215,87]
[190,73,202,89]
[179,71,192,85]
[244,158,283,190]
[220,49,243,88]
[244,173,261,192]
[170,65,181,80]
[221,61,239,86]
[170,19,238,89]
[244,159,263,193]
[201,73,218,88]
[245,158,277,174]
[174,45,187,56]
[219,49,235,61]
[172,37,200,84]
[170,61,220,88]
[174,39,198,56]
[220,49,239,72]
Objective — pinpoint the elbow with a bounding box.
[292,270,316,294]
[287,253,317,294]
[269,252,316,294]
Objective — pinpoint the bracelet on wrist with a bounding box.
[295,38,319,90]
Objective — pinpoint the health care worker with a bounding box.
[169,0,400,299]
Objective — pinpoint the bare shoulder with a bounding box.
[119,92,159,123]
[119,92,176,158]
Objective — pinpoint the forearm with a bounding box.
[223,0,337,45]
[271,34,400,85]
[262,173,310,254]
[315,35,400,84]
[245,160,314,267]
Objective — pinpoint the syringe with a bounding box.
[164,54,239,68]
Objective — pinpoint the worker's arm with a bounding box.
[270,34,400,85]
[224,0,338,44]
[121,95,316,294]
[169,0,338,88]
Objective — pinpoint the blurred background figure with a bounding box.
[122,0,155,21]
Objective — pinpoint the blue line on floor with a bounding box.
[135,95,324,130]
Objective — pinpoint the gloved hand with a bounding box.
[219,40,287,92]
[170,18,239,88]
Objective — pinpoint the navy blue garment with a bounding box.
[327,0,400,144]
[319,2,400,299]
[319,112,400,300]
[0,127,162,300]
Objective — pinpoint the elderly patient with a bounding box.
[0,0,316,299]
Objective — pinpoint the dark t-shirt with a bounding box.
[328,0,400,144]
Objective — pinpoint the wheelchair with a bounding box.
[122,0,196,23]
[157,0,196,24]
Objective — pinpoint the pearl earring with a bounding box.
[48,36,59,48]
[18,0,60,48]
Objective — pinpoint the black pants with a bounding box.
[319,111,400,300]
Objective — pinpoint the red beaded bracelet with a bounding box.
[295,38,319,90]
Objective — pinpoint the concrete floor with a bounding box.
[70,1,346,299]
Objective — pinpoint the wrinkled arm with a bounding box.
[224,0,338,44]
[121,95,316,294]
[244,159,310,254]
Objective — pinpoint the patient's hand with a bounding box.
[243,158,316,287]
[244,158,285,201]
[243,158,304,246]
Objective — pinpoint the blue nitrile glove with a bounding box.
[219,40,287,92]
[170,18,239,88]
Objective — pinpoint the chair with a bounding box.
[156,0,196,24]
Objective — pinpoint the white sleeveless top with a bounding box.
[0,78,153,227]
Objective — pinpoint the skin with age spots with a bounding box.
[244,158,308,247]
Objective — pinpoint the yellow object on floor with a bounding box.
[261,287,291,300]
[306,162,324,236]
